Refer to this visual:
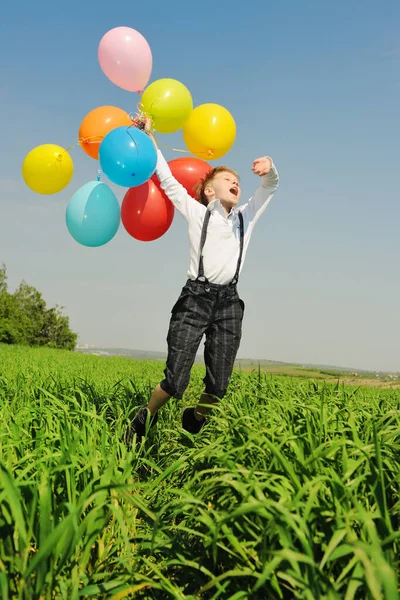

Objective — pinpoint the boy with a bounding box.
[124,126,279,445]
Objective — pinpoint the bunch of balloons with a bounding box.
[21,26,237,247]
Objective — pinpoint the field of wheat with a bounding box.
[0,343,399,599]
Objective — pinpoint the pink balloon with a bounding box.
[98,27,152,93]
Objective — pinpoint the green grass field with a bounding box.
[0,343,399,599]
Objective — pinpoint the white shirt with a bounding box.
[155,149,279,285]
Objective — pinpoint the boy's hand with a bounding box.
[132,116,157,148]
[252,156,272,176]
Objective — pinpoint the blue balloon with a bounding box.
[99,126,157,188]
[66,181,120,247]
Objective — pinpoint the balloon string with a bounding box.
[129,102,214,158]
[77,131,189,155]
[154,137,215,159]
[154,138,190,154]
[73,115,216,160]
[133,103,213,158]
[56,145,76,162]
[78,135,102,145]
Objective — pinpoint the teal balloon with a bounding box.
[66,181,120,247]
[99,126,157,187]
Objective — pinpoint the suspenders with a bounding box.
[197,210,244,286]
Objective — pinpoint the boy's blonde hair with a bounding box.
[194,166,239,206]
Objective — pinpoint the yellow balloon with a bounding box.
[22,144,74,194]
[141,78,193,134]
[183,103,236,160]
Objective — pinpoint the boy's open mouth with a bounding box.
[230,187,238,196]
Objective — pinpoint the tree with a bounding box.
[0,264,77,350]
[0,263,7,294]
[0,264,17,344]
[39,305,77,350]
[11,280,47,345]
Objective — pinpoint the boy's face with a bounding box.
[205,171,241,209]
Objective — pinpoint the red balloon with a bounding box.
[121,179,175,242]
[168,157,212,201]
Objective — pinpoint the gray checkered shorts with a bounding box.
[160,279,244,400]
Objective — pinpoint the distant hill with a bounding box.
[76,346,398,377]
[76,345,289,365]
[77,347,167,361]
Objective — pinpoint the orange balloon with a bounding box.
[78,106,132,160]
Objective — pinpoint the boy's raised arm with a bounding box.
[240,156,279,224]
[154,148,206,222]
[136,119,205,222]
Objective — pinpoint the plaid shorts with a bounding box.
[160,279,245,400]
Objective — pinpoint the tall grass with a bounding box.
[0,344,399,599]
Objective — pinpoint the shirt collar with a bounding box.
[208,199,239,218]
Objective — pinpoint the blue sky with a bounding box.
[1,0,399,371]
